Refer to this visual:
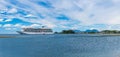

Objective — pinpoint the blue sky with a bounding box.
[0,0,120,34]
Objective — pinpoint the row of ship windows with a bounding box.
[24,30,52,32]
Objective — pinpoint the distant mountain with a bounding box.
[85,29,99,33]
[73,30,82,33]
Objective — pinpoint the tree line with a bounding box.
[55,30,120,34]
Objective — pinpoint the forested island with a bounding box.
[55,29,120,34]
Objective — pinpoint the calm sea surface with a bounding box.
[0,34,120,57]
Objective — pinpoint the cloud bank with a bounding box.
[0,0,120,32]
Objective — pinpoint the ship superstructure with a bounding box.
[17,26,54,34]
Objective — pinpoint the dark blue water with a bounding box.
[0,34,120,57]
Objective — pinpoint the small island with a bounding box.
[55,29,120,35]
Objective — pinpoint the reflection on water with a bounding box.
[0,34,119,57]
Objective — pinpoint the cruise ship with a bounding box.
[17,26,54,34]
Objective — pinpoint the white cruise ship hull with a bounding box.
[17,31,54,34]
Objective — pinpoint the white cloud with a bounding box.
[5,19,13,22]
[112,0,120,3]
[7,8,17,14]
[25,14,33,17]
[5,28,16,30]
[30,24,41,27]
[1,0,120,30]
[0,18,4,22]
[2,24,40,30]
[5,28,12,30]
[14,24,22,27]
[13,23,41,28]
[3,24,12,27]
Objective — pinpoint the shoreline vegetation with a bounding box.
[55,29,120,35]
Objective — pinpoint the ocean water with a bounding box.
[0,34,120,57]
